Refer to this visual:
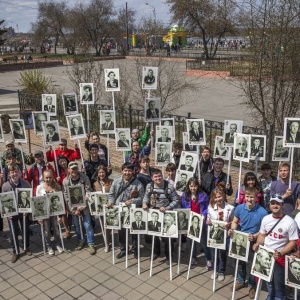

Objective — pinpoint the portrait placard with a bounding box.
[233,133,251,162]
[272,136,291,161]
[175,208,191,234]
[43,120,61,145]
[31,196,49,221]
[223,120,243,146]
[174,169,193,195]
[147,209,163,236]
[178,151,198,173]
[105,68,120,92]
[207,220,227,250]
[130,208,148,234]
[186,119,206,145]
[251,245,275,282]
[96,193,109,215]
[32,111,49,135]
[68,185,86,208]
[120,203,136,228]
[66,114,86,140]
[183,132,197,152]
[104,206,121,229]
[162,211,178,238]
[155,142,172,166]
[20,110,34,130]
[250,135,266,161]
[228,230,250,262]
[145,98,161,122]
[0,191,18,218]
[285,255,300,289]
[100,110,116,134]
[62,93,78,115]
[284,117,300,148]
[213,136,229,160]
[48,192,65,216]
[9,119,27,143]
[160,118,175,138]
[115,128,131,151]
[155,125,173,143]
[79,83,94,104]
[42,94,57,116]
[187,211,204,243]
[16,188,32,213]
[142,66,158,90]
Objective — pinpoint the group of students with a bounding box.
[0,127,300,300]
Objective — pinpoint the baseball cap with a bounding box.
[68,162,78,169]
[34,150,44,157]
[131,129,139,134]
[270,195,284,203]
[5,140,14,146]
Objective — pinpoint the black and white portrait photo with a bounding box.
[43,120,61,145]
[66,114,86,140]
[31,196,49,221]
[229,230,249,262]
[251,246,275,282]
[63,93,78,115]
[104,206,121,230]
[284,117,300,147]
[0,191,18,218]
[20,110,34,130]
[207,220,227,250]
[68,185,85,208]
[115,128,131,151]
[175,209,190,234]
[88,193,97,215]
[16,188,32,213]
[100,110,115,134]
[233,133,251,162]
[187,212,204,243]
[147,209,163,236]
[120,203,131,228]
[175,170,193,194]
[214,136,229,160]
[9,119,27,143]
[97,194,109,215]
[272,136,291,161]
[160,118,175,138]
[186,119,206,145]
[142,66,158,90]
[145,98,161,122]
[130,208,148,234]
[155,126,173,143]
[32,111,49,135]
[285,256,300,289]
[49,192,65,216]
[42,94,57,117]
[223,120,243,145]
[80,83,94,104]
[179,151,198,172]
[162,211,178,238]
[250,135,266,161]
[183,132,197,152]
[105,68,120,92]
[155,142,172,166]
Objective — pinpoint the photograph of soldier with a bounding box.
[229,230,249,262]
[130,208,147,234]
[80,83,94,104]
[186,119,205,145]
[207,220,227,250]
[179,151,198,172]
[155,143,172,166]
[0,192,18,218]
[63,93,78,114]
[223,120,243,145]
[105,69,120,92]
[142,66,158,90]
[42,94,57,116]
[68,185,85,208]
[250,135,266,161]
[104,206,121,229]
[17,188,32,213]
[233,133,251,162]
[284,118,300,146]
[147,209,163,235]
[32,196,49,220]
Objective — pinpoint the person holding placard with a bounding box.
[198,147,214,182]
[171,142,183,169]
[125,125,151,156]
[253,195,299,300]
[85,132,108,162]
[1,152,23,183]
[2,165,32,263]
[46,139,80,163]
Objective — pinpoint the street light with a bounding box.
[145,3,156,45]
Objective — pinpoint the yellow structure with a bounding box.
[163,24,188,46]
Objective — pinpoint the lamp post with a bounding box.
[145,3,156,46]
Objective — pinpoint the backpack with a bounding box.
[149,180,171,200]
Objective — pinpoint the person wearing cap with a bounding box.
[62,161,96,255]
[45,123,59,142]
[2,165,32,263]
[1,140,34,168]
[26,150,57,196]
[85,132,108,162]
[46,138,80,163]
[270,162,300,216]
[0,152,24,185]
[253,195,299,300]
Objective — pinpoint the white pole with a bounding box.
[197,147,201,179]
[41,223,46,255]
[112,92,115,111]
[186,240,194,280]
[254,278,262,300]
[126,228,129,268]
[177,234,182,275]
[294,288,298,300]
[237,161,243,199]
[23,213,26,251]
[169,238,172,281]
[226,147,232,184]
[277,162,280,180]
[150,235,154,277]
[99,216,108,250]
[151,123,154,151]
[231,259,239,300]
[19,143,26,171]
[57,216,65,251]
[289,147,294,189]
[107,134,110,165]
[86,104,90,134]
[255,156,258,176]
[212,248,217,292]
[77,139,85,167]
[0,156,3,173]
[112,229,115,265]
[137,234,140,275]
[10,219,19,255]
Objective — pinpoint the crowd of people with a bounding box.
[0,125,300,300]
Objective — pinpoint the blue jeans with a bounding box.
[192,226,211,261]
[266,262,285,300]
[237,249,256,287]
[72,214,94,245]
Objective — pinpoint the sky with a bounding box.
[0,0,172,33]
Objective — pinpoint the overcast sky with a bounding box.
[0,0,172,33]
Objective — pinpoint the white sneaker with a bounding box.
[56,245,64,253]
[48,247,54,255]
[218,273,225,281]
[181,242,187,252]
[210,272,218,280]
[104,245,111,253]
